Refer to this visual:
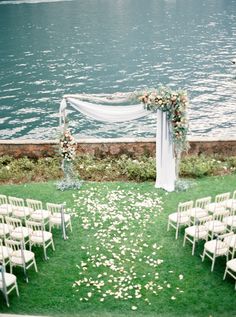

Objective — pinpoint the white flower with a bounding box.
[131,306,137,310]
[179,274,184,280]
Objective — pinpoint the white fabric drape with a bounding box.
[155,110,176,192]
[63,97,149,123]
[59,95,176,192]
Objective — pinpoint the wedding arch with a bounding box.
[59,87,189,192]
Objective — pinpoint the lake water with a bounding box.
[0,0,236,140]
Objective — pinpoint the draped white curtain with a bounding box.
[59,94,176,191]
[155,110,176,192]
[61,97,149,123]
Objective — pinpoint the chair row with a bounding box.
[0,195,72,232]
[167,190,236,290]
[167,190,236,240]
[0,196,73,306]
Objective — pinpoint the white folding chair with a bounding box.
[224,233,236,259]
[223,190,236,212]
[223,258,236,290]
[204,209,229,240]
[5,216,33,248]
[0,194,12,217]
[0,238,13,268]
[189,196,211,224]
[26,220,55,260]
[201,232,233,272]
[167,201,193,239]
[9,196,32,222]
[46,203,72,234]
[5,239,38,283]
[183,216,212,255]
[222,208,236,233]
[0,265,19,307]
[207,192,230,215]
[26,199,50,226]
[0,215,13,240]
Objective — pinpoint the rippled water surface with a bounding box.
[0,0,236,140]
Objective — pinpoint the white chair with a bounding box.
[0,215,13,240]
[0,194,12,217]
[0,238,13,268]
[26,220,55,260]
[167,201,193,239]
[224,233,236,259]
[222,208,236,233]
[5,216,33,248]
[223,190,236,212]
[204,210,228,240]
[223,258,236,290]
[207,192,230,215]
[189,196,211,224]
[183,216,212,255]
[9,196,33,222]
[5,239,38,283]
[46,203,72,234]
[201,232,233,272]
[26,199,50,226]
[0,265,19,307]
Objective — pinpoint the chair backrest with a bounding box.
[195,196,211,209]
[224,232,236,249]
[5,239,21,252]
[26,220,44,232]
[9,196,25,210]
[26,220,46,243]
[178,201,193,213]
[229,190,236,214]
[232,190,236,200]
[213,236,228,255]
[46,203,62,215]
[0,195,8,206]
[215,192,230,204]
[26,199,43,211]
[213,209,229,221]
[199,215,213,225]
[0,215,7,237]
[0,239,9,266]
[5,216,22,229]
[219,232,234,249]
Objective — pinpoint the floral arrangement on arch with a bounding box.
[59,128,77,161]
[133,86,189,154]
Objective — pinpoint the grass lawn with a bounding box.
[0,175,236,317]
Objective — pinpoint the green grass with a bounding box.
[0,175,236,317]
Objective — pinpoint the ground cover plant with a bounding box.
[0,154,236,184]
[0,174,236,316]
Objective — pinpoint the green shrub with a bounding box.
[117,155,156,181]
[0,154,235,184]
[180,155,228,178]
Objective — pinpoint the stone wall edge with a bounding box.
[0,137,236,158]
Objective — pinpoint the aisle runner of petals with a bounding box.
[73,186,184,309]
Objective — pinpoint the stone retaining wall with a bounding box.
[0,137,236,159]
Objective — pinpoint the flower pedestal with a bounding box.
[56,159,83,191]
[56,128,83,191]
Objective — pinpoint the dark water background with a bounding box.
[0,0,235,140]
